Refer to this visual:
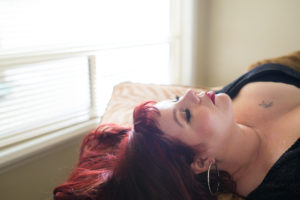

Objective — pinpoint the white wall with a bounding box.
[193,0,300,86]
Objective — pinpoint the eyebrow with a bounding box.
[173,109,183,127]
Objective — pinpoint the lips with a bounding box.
[205,91,215,105]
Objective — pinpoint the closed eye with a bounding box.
[184,109,191,122]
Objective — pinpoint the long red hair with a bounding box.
[53,101,235,200]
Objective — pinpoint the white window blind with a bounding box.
[0,57,93,147]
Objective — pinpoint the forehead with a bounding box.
[154,100,182,137]
[154,100,174,125]
[155,100,174,110]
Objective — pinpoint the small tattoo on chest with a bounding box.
[259,100,273,108]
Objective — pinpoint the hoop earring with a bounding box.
[207,161,220,195]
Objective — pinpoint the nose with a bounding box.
[181,89,200,104]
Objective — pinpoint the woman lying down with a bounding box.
[54,63,300,200]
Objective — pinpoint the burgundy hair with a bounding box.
[54,101,235,200]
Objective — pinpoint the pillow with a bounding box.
[100,82,209,126]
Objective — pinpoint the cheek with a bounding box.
[158,120,180,138]
[192,110,214,135]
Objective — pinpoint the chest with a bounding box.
[232,82,300,196]
[232,82,300,129]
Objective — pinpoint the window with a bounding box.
[0,0,170,52]
[0,0,180,169]
[0,57,92,147]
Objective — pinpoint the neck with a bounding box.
[216,122,262,183]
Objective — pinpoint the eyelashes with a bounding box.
[184,109,191,123]
[174,95,191,123]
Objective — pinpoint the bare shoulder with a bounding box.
[233,81,300,160]
[234,81,300,174]
[232,81,300,127]
[232,82,300,197]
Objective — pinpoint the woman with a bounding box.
[54,63,300,200]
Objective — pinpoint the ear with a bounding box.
[190,156,216,174]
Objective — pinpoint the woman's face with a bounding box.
[154,89,234,148]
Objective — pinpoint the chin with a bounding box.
[216,93,233,113]
[216,93,231,105]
